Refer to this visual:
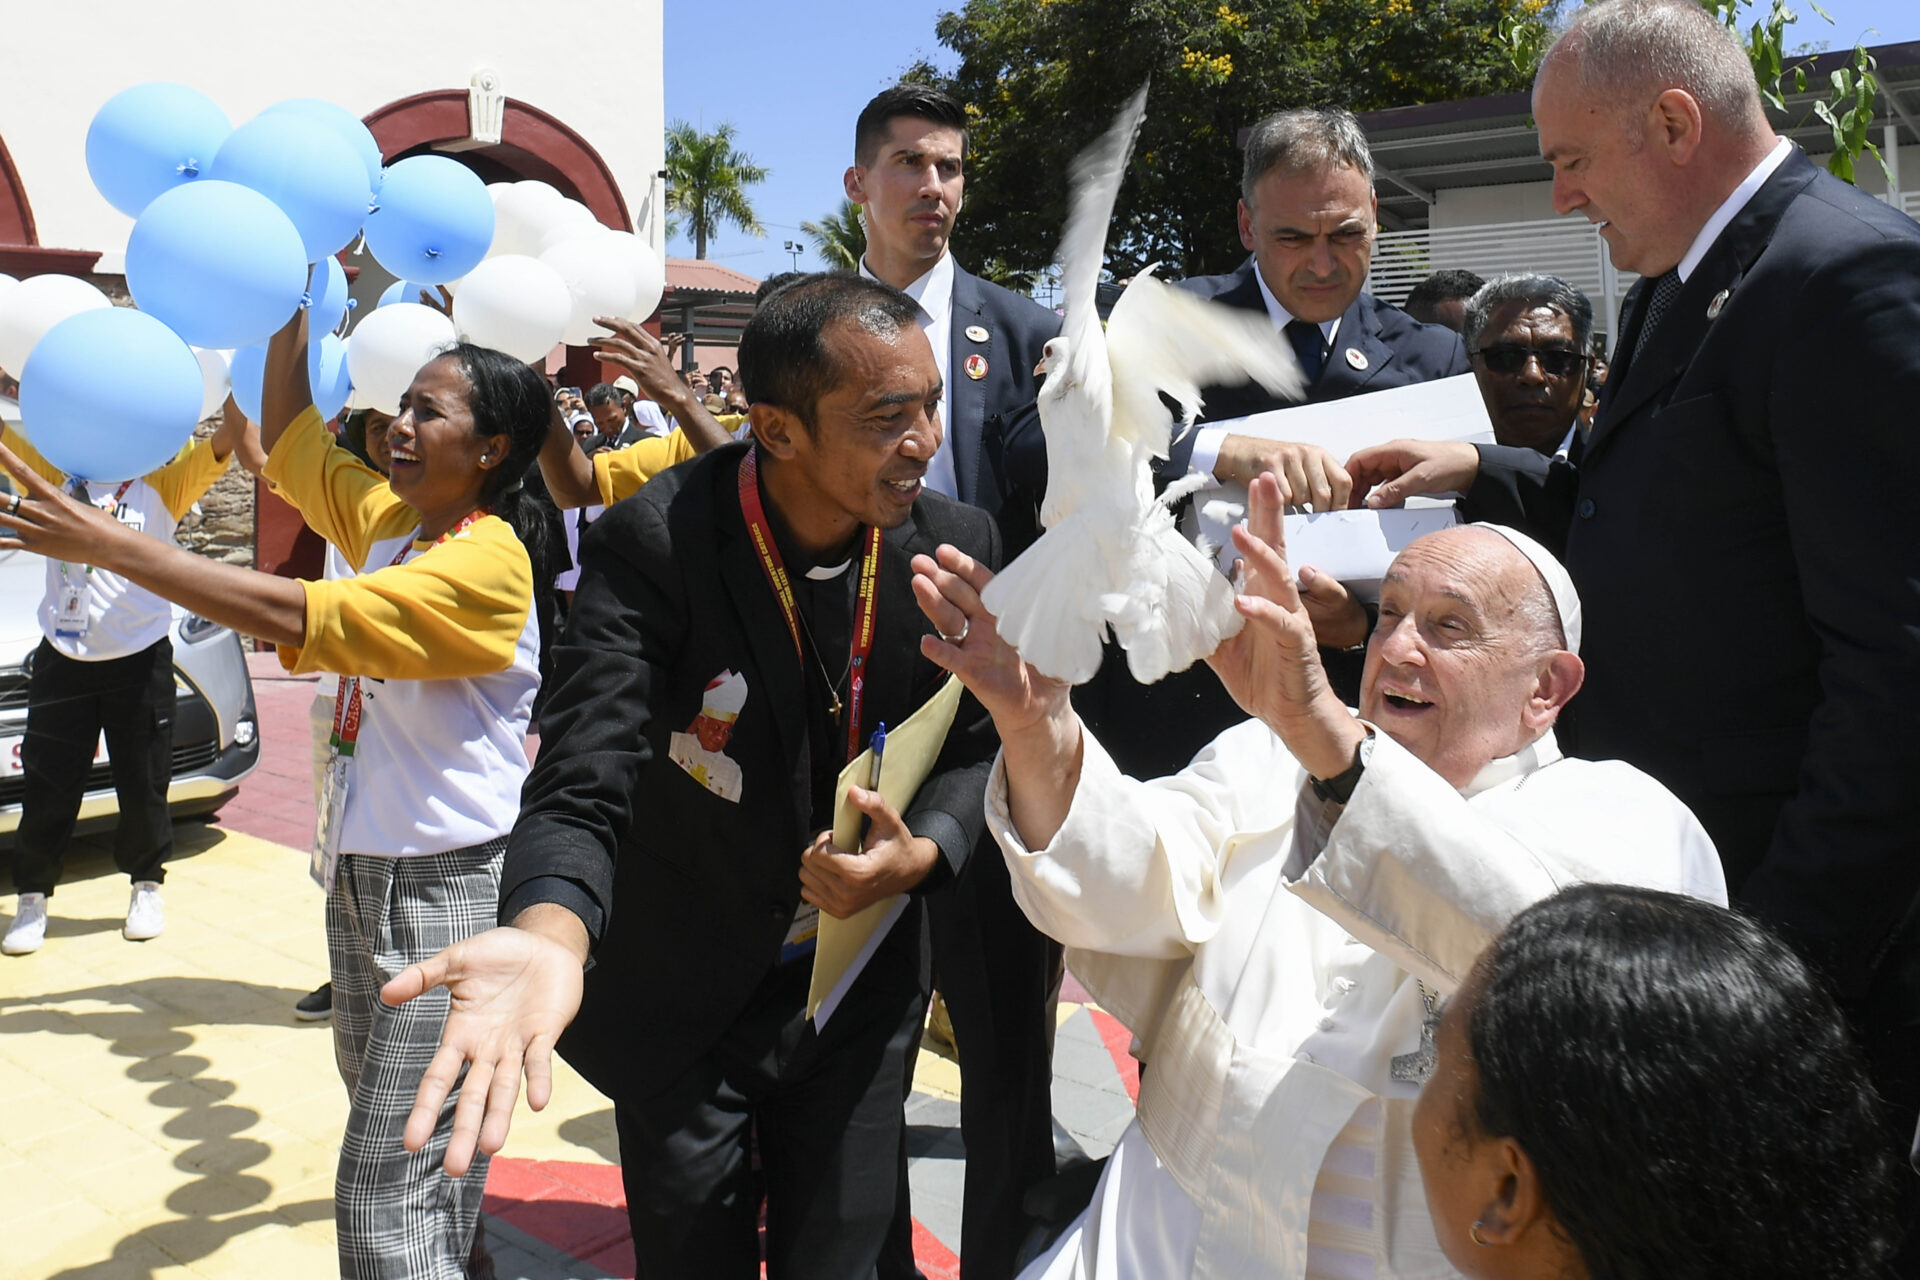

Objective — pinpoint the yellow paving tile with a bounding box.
[2,1196,123,1275]
[29,1232,190,1280]
[18,1113,171,1173]
[184,1214,342,1279]
[0,1087,105,1146]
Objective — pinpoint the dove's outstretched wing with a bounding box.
[1105,269,1307,459]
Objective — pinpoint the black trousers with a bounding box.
[924,837,1061,1279]
[613,919,926,1280]
[12,637,175,897]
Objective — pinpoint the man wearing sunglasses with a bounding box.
[1462,275,1594,456]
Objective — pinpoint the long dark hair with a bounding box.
[440,343,559,595]
[1462,884,1899,1280]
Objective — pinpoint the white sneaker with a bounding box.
[123,882,164,942]
[4,893,47,955]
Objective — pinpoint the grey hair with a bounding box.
[1462,274,1595,353]
[1547,0,1765,135]
[1241,107,1375,204]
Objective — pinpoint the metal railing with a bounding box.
[1366,216,1640,345]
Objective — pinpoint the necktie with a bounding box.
[1630,270,1683,365]
[1285,319,1326,383]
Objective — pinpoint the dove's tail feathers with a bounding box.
[980,515,1115,686]
[1107,506,1245,684]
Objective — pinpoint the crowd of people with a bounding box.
[3,0,1918,1277]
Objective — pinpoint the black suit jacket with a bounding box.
[1467,149,1920,1001]
[1162,258,1469,474]
[499,443,1002,1102]
[948,262,1060,554]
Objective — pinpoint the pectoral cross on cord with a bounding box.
[1390,981,1441,1085]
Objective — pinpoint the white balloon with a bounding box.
[491,181,566,257]
[452,254,571,364]
[533,200,602,257]
[346,302,455,416]
[539,235,637,347]
[0,274,18,307]
[191,346,231,420]
[602,230,667,321]
[0,274,111,379]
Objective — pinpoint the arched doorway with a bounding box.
[0,133,102,279]
[363,91,632,232]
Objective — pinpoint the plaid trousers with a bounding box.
[328,839,505,1280]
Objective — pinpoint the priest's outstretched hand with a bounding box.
[912,543,1081,848]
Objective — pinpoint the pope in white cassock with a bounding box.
[909,474,1726,1279]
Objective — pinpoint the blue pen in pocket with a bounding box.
[860,723,886,846]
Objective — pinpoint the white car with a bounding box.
[0,422,260,843]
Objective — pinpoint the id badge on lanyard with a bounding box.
[310,679,364,892]
[52,480,134,639]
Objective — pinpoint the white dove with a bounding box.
[980,82,1306,686]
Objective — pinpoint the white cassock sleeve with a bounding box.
[1287,730,1728,994]
[985,718,1305,962]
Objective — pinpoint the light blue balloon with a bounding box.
[260,97,383,189]
[228,343,267,424]
[84,83,232,218]
[210,113,371,262]
[126,180,309,349]
[19,308,202,482]
[310,332,352,421]
[310,255,350,334]
[378,278,441,309]
[364,156,494,286]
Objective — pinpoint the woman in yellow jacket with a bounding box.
[0,304,552,1280]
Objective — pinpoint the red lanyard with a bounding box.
[329,508,490,756]
[737,446,881,762]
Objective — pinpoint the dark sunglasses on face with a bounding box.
[1474,345,1587,379]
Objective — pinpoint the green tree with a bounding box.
[664,121,770,259]
[802,199,868,270]
[913,0,1547,282]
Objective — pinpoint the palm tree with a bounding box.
[801,199,867,271]
[664,121,769,259]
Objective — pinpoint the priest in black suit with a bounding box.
[1349,0,1920,1254]
[1082,107,1468,780]
[846,83,1066,1279]
[383,274,1002,1276]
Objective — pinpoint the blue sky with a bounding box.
[661,0,1920,276]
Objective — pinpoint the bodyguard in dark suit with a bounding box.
[846,83,1062,1278]
[1349,0,1920,1256]
[1081,108,1467,781]
[387,275,1002,1277]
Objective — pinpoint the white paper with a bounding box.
[1204,372,1495,457]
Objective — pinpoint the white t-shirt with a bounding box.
[41,480,183,661]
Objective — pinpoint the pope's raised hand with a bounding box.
[1209,474,1365,780]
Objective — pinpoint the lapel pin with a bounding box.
[1345,348,1369,371]
[964,354,989,380]
[1706,289,1729,320]
[964,324,989,343]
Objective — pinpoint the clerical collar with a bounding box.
[804,561,851,580]
[1461,729,1563,799]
